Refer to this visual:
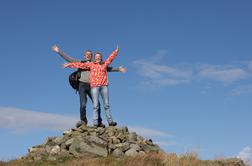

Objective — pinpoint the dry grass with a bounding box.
[0,152,247,166]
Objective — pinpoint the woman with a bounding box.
[64,46,119,127]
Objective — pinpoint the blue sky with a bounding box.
[0,0,252,163]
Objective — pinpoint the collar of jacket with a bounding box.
[93,61,104,65]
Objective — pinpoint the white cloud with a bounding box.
[231,84,252,95]
[248,61,252,71]
[0,107,174,143]
[0,107,78,133]
[128,126,172,138]
[133,51,193,87]
[133,52,252,87]
[197,65,249,84]
[155,141,177,147]
[237,146,252,165]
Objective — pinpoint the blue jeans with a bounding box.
[91,86,113,125]
[78,82,102,124]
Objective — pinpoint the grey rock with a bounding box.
[26,125,164,160]
[128,132,137,143]
[140,143,160,153]
[52,136,64,145]
[50,145,60,155]
[112,149,124,157]
[69,136,108,157]
[60,143,67,150]
[121,126,129,133]
[117,133,126,142]
[45,145,53,153]
[115,142,130,152]
[138,151,146,155]
[79,125,88,132]
[63,129,72,136]
[130,144,141,152]
[65,138,74,148]
[125,148,138,156]
[86,135,107,146]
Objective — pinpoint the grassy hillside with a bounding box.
[0,152,247,166]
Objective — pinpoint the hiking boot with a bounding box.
[109,122,117,126]
[98,123,105,128]
[76,121,87,128]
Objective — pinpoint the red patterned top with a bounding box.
[64,50,118,87]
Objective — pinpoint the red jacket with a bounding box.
[64,50,118,87]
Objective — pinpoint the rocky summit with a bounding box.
[25,125,164,161]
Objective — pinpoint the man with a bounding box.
[52,45,126,127]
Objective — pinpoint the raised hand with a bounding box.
[119,66,127,73]
[52,45,60,53]
[115,45,119,52]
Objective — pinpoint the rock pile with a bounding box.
[26,125,163,160]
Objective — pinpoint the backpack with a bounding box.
[68,61,85,91]
[68,70,80,90]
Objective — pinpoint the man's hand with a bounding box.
[52,45,60,53]
[119,66,127,73]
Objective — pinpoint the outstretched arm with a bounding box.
[63,62,90,69]
[107,66,127,72]
[104,46,119,67]
[52,45,80,62]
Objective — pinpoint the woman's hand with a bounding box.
[115,45,119,52]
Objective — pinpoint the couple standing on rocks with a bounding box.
[52,45,127,128]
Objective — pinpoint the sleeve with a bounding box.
[58,50,80,62]
[107,66,120,72]
[104,50,118,68]
[64,62,90,69]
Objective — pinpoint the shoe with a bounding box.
[109,122,117,126]
[76,121,87,128]
[98,123,105,128]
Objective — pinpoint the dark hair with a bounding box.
[94,52,102,56]
[85,50,93,55]
[94,52,103,62]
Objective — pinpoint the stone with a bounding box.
[60,143,67,150]
[63,129,72,136]
[107,129,116,137]
[139,151,146,155]
[112,149,124,157]
[71,128,83,133]
[140,143,160,153]
[50,145,60,155]
[115,142,130,152]
[128,132,137,143]
[43,137,57,146]
[69,136,108,157]
[65,138,74,148]
[125,148,138,156]
[26,125,164,160]
[28,147,44,153]
[130,144,141,152]
[79,125,88,132]
[121,126,129,133]
[117,133,126,142]
[52,136,65,145]
[45,145,53,153]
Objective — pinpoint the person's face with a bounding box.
[85,51,92,61]
[95,54,102,63]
